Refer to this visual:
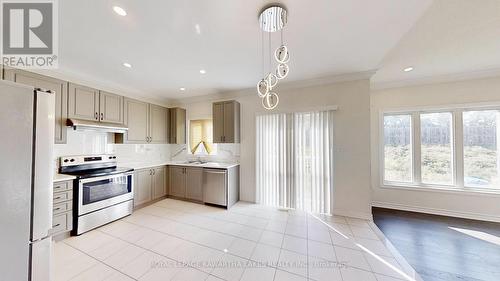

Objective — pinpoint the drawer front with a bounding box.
[53,201,72,215]
[52,212,72,234]
[53,181,73,193]
[53,190,73,204]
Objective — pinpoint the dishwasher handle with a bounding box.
[204,169,227,174]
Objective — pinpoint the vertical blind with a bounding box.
[256,110,334,214]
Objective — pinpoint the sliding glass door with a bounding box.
[256,110,334,214]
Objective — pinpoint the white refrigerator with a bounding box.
[0,80,55,281]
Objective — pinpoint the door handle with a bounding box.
[95,112,98,120]
[100,112,103,121]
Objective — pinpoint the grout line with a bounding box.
[62,241,140,281]
[61,200,402,281]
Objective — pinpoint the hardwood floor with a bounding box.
[372,208,500,281]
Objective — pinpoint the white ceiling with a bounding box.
[373,0,500,88]
[53,0,432,102]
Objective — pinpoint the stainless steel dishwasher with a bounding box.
[203,169,227,206]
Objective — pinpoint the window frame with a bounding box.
[380,104,500,194]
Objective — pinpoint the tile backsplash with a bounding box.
[53,130,239,171]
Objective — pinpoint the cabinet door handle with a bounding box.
[153,169,156,175]
[54,196,62,200]
[95,112,98,120]
[54,207,61,211]
[100,112,103,121]
[53,223,61,228]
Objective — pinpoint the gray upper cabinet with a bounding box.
[169,166,186,198]
[99,91,123,124]
[68,83,99,121]
[122,98,169,144]
[123,98,149,143]
[185,167,203,201]
[69,84,124,124]
[213,103,224,143]
[149,104,168,144]
[169,107,186,144]
[213,100,240,143]
[152,166,167,200]
[3,68,68,144]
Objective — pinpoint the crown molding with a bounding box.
[371,67,500,91]
[27,68,172,107]
[172,70,377,105]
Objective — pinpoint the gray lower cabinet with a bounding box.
[169,166,203,201]
[134,166,166,207]
[51,180,73,237]
[186,167,203,201]
[169,166,186,198]
[152,166,167,199]
[3,68,68,144]
[213,100,240,143]
[169,107,186,144]
[134,168,153,206]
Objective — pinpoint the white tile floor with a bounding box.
[54,199,422,281]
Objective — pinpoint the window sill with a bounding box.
[380,183,500,197]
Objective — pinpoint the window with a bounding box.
[382,108,500,192]
[420,112,453,185]
[189,119,215,154]
[463,110,500,188]
[383,115,412,183]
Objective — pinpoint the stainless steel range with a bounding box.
[59,155,134,235]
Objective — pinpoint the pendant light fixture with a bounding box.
[257,5,290,110]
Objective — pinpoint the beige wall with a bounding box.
[371,76,500,222]
[177,79,373,219]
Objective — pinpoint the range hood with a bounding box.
[66,118,128,133]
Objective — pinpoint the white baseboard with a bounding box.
[333,208,373,221]
[372,201,500,223]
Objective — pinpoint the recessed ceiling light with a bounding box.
[194,24,201,34]
[199,69,206,74]
[180,87,186,91]
[123,62,132,68]
[403,66,414,72]
[113,6,127,16]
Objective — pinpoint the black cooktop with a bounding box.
[60,167,134,179]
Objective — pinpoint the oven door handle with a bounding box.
[79,172,134,184]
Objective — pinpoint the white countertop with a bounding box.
[120,161,239,170]
[53,173,76,183]
[53,162,239,182]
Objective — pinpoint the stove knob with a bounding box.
[63,159,69,163]
[109,156,113,159]
[113,156,116,159]
[70,159,75,162]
